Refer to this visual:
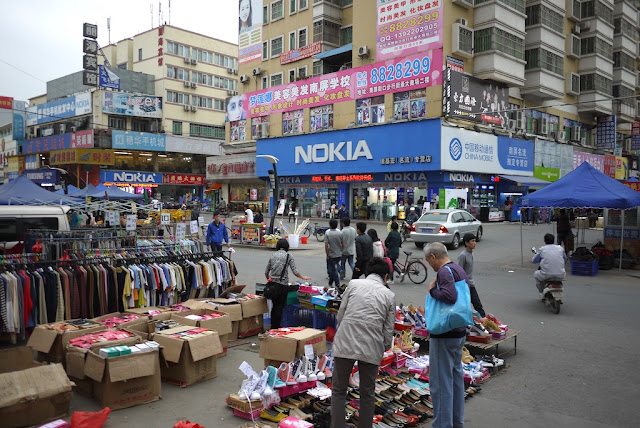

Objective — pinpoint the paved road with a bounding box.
[71,219,640,427]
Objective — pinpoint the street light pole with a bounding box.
[256,155,279,235]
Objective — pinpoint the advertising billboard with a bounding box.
[376,0,443,61]
[596,115,616,150]
[99,65,121,90]
[280,41,322,65]
[102,92,162,118]
[0,96,13,109]
[21,130,94,155]
[26,92,92,125]
[238,0,263,65]
[12,100,26,140]
[112,130,166,151]
[229,49,443,121]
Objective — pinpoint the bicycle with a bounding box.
[301,221,329,241]
[393,250,428,284]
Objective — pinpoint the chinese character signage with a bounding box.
[8,169,58,184]
[99,66,121,90]
[596,115,616,150]
[632,120,640,151]
[281,41,322,65]
[26,93,92,126]
[0,140,17,167]
[206,153,257,180]
[102,92,163,118]
[50,148,115,166]
[442,68,509,125]
[112,130,166,151]
[573,151,604,172]
[377,0,443,61]
[615,156,628,180]
[0,96,13,109]
[446,56,464,73]
[604,155,616,178]
[232,50,443,120]
[12,100,26,140]
[238,0,263,65]
[440,127,534,175]
[20,130,95,155]
[163,174,205,185]
[165,135,224,156]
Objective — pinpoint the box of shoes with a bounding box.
[226,393,263,413]
[259,328,326,363]
[219,334,229,357]
[83,346,161,410]
[92,312,148,329]
[237,295,269,318]
[171,309,233,336]
[0,357,74,428]
[238,314,264,338]
[194,298,243,321]
[125,306,178,318]
[152,325,222,387]
[27,319,106,365]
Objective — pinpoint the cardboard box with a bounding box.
[152,325,222,387]
[92,312,147,329]
[226,393,263,413]
[237,296,269,318]
[84,348,161,410]
[27,321,105,364]
[259,328,326,362]
[125,306,178,317]
[0,346,37,373]
[0,360,73,428]
[124,320,156,340]
[172,309,233,336]
[219,334,229,358]
[68,375,94,398]
[65,334,141,380]
[238,314,264,338]
[229,321,239,340]
[264,359,287,369]
[197,298,243,321]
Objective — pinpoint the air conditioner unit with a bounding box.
[184,80,191,87]
[240,75,250,83]
[191,82,198,88]
[566,72,580,96]
[580,136,587,146]
[569,126,581,141]
[191,105,198,112]
[452,23,474,58]
[191,58,197,65]
[260,123,270,138]
[184,56,191,63]
[538,117,549,136]
[568,0,581,22]
[227,68,234,74]
[572,25,580,35]
[567,34,580,59]
[452,0,474,9]
[358,46,370,57]
[227,89,235,95]
[516,111,526,132]
[456,18,468,27]
[71,126,77,133]
[233,69,238,75]
[580,22,591,32]
[184,104,191,111]
[252,67,262,76]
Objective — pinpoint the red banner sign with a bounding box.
[280,41,322,65]
[164,174,205,185]
[0,96,13,110]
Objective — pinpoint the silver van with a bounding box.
[0,205,71,252]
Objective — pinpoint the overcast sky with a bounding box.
[0,0,239,103]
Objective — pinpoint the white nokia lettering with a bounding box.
[295,140,373,164]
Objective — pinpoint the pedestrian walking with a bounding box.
[205,211,230,252]
[340,217,356,280]
[324,219,343,287]
[337,204,348,229]
[288,199,298,223]
[556,209,572,255]
[424,242,469,428]
[457,233,485,317]
[353,222,373,279]
[504,197,513,222]
[331,257,395,428]
[368,228,385,258]
[384,222,403,281]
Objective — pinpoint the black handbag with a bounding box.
[263,254,289,299]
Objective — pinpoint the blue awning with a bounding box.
[499,175,551,188]
[316,44,353,59]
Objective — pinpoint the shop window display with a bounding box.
[230,120,247,141]
[393,89,426,121]
[310,105,333,132]
[356,95,385,126]
[283,110,304,135]
[252,116,270,139]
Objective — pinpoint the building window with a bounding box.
[214,76,237,90]
[262,76,269,89]
[230,120,247,141]
[581,0,613,25]
[289,32,297,51]
[283,110,303,135]
[271,36,284,57]
[109,116,126,130]
[299,0,308,10]
[524,4,564,33]
[290,0,296,14]
[214,99,227,111]
[613,85,635,106]
[132,120,149,132]
[173,121,183,136]
[613,51,635,71]
[580,73,612,95]
[393,89,426,121]
[310,105,333,132]
[356,95,385,125]
[190,123,224,139]
[298,66,307,79]
[614,17,636,39]
[192,96,213,109]
[474,27,524,60]
[167,91,188,104]
[298,28,307,48]
[475,0,524,13]
[457,26,473,56]
[580,36,613,58]
[289,69,296,83]
[117,63,127,70]
[313,20,340,45]
[524,48,564,75]
[138,48,142,61]
[262,41,269,60]
[270,72,283,87]
[312,60,323,76]
[252,116,270,139]
[192,48,213,63]
[214,54,237,69]
[192,71,213,85]
[271,0,284,21]
[340,26,353,45]
[263,5,269,24]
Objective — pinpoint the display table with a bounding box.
[465,329,520,357]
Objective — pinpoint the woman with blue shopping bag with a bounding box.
[424,242,473,428]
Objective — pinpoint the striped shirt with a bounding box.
[265,250,300,284]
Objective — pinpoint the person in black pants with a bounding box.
[353,222,373,279]
[456,233,485,317]
[264,239,311,328]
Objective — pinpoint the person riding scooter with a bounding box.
[532,233,566,296]
[406,207,419,224]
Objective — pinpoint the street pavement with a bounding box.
[71,217,640,427]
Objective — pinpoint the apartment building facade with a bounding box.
[227,0,639,220]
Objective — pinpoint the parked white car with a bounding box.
[411,209,483,249]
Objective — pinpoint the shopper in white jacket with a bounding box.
[331,258,396,428]
[368,228,386,258]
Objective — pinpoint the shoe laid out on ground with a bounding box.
[479,355,504,368]
[469,322,490,337]
[260,408,288,423]
[278,362,297,386]
[486,313,503,325]
[291,358,308,383]
[482,318,501,333]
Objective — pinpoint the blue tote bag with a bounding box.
[425,266,473,335]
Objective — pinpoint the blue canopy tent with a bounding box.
[67,184,98,198]
[55,184,79,195]
[86,185,144,200]
[0,175,78,205]
[521,162,640,269]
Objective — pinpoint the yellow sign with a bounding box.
[615,156,629,180]
[50,149,115,165]
[7,156,23,172]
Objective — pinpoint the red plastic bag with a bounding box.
[174,421,205,428]
[70,407,111,428]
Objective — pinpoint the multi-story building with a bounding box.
[227,0,639,221]
[10,25,237,205]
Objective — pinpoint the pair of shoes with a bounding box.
[278,362,297,385]
[238,369,274,400]
[260,408,287,422]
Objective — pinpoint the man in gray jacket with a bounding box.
[340,217,356,280]
[331,258,396,428]
[532,233,567,295]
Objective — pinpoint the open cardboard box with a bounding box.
[171,308,232,336]
[152,325,222,387]
[83,347,161,410]
[236,296,269,318]
[125,306,178,317]
[194,298,243,321]
[0,347,74,428]
[259,328,326,362]
[238,314,264,338]
[27,320,106,364]
[92,312,148,329]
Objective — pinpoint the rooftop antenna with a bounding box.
[158,1,162,28]
[168,0,171,24]
[107,17,111,44]
[150,2,153,28]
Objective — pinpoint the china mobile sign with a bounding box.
[206,154,256,180]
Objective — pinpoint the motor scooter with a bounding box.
[401,221,414,242]
[531,247,564,314]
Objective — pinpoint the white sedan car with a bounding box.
[411,209,483,249]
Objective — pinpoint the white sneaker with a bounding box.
[292,358,307,383]
[255,370,273,398]
[238,374,260,400]
[305,357,317,382]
